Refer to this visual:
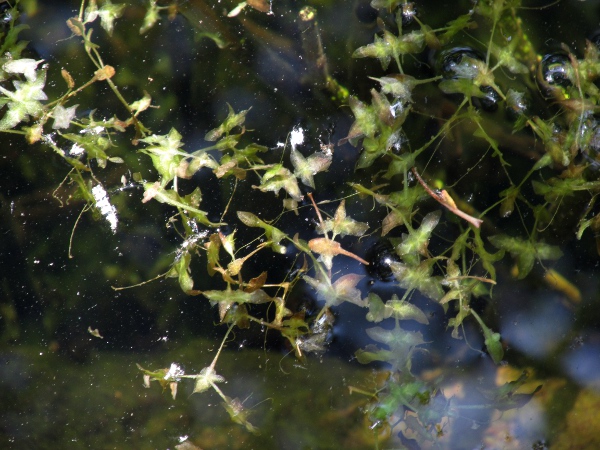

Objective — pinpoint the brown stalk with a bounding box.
[411,167,483,228]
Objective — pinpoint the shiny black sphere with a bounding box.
[540,53,572,88]
[366,240,400,282]
[437,46,485,80]
[475,85,501,112]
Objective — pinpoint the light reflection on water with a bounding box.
[502,294,573,360]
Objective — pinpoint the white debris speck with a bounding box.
[164,363,185,381]
[42,133,57,146]
[290,126,304,150]
[69,143,85,156]
[80,125,104,135]
[91,184,118,233]
[178,435,189,443]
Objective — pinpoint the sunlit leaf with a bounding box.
[290,147,332,188]
[221,395,259,434]
[0,67,47,130]
[139,128,186,186]
[308,237,369,270]
[317,200,369,238]
[86,0,125,36]
[390,259,444,300]
[369,74,416,103]
[3,58,43,82]
[304,273,366,308]
[192,365,225,394]
[52,104,78,129]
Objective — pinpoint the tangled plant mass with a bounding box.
[3,0,598,445]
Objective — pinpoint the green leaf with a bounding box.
[472,227,504,280]
[353,32,393,70]
[205,104,250,141]
[344,96,378,143]
[471,304,504,364]
[499,185,519,218]
[62,131,113,168]
[488,234,562,279]
[489,42,528,74]
[0,22,29,64]
[396,210,441,265]
[383,151,415,179]
[221,395,259,434]
[437,13,477,45]
[366,293,429,324]
[85,0,125,36]
[472,116,510,167]
[369,74,416,103]
[532,178,600,203]
[478,371,542,411]
[237,211,287,254]
[356,323,426,370]
[166,251,196,294]
[203,286,271,308]
[140,0,160,34]
[356,133,390,169]
[254,164,302,201]
[142,182,220,226]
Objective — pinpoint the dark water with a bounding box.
[2,1,600,449]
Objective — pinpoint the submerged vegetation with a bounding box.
[2,0,600,447]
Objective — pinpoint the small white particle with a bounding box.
[164,363,185,381]
[290,126,304,150]
[92,184,118,233]
[69,143,85,156]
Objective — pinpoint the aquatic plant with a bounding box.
[2,0,596,446]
